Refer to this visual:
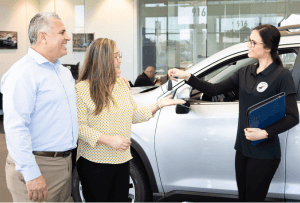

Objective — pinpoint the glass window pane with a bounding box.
[138,0,300,86]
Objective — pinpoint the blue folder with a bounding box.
[246,92,286,145]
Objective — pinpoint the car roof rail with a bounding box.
[278,24,300,37]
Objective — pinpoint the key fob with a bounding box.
[168,80,172,91]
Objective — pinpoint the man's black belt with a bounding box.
[32,150,72,158]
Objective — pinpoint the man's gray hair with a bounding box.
[28,12,61,45]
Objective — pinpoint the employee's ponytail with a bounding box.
[271,51,283,67]
[254,24,283,67]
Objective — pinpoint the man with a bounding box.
[1,12,78,202]
[134,66,157,87]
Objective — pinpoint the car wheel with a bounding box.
[130,158,152,202]
[71,166,85,202]
[71,164,140,202]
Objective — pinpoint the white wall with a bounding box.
[85,0,135,81]
[0,0,39,80]
[39,0,136,82]
[55,0,85,67]
[0,0,138,82]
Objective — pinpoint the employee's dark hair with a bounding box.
[253,24,283,67]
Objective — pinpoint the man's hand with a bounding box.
[244,128,268,141]
[26,175,47,202]
[108,135,131,151]
[120,77,131,90]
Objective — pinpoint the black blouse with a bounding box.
[186,62,299,159]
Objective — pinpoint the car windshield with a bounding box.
[206,58,258,83]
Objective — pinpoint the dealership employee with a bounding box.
[1,12,78,202]
[75,38,185,202]
[168,24,299,202]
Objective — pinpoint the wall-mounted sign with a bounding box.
[0,31,17,49]
[178,6,207,25]
[199,6,207,24]
[73,33,94,52]
[220,17,258,32]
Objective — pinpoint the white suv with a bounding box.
[72,24,300,202]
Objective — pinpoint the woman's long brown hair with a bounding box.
[79,38,117,115]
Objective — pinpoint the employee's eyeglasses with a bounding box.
[245,36,264,48]
[115,52,122,61]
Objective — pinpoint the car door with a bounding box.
[284,47,300,201]
[154,47,299,201]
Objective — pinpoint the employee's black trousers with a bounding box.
[235,150,280,202]
[77,156,130,202]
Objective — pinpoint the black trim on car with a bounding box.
[153,192,165,202]
[140,86,159,93]
[285,198,300,202]
[158,190,283,202]
[291,48,300,101]
[131,139,159,193]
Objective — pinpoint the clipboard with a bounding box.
[246,92,286,145]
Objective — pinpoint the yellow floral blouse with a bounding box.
[75,78,153,164]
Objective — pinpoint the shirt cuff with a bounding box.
[89,132,102,148]
[185,74,197,86]
[22,164,42,182]
[146,104,155,119]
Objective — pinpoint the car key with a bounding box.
[167,80,172,91]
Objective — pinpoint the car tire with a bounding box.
[130,156,153,202]
[71,166,84,202]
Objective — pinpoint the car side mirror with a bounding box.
[175,99,190,114]
[176,87,191,114]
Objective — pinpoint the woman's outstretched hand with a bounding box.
[151,95,186,114]
[168,68,191,82]
[159,95,186,108]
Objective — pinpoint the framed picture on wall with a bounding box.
[73,33,94,52]
[0,31,17,49]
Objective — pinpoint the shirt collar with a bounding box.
[142,72,149,78]
[28,48,61,70]
[250,61,278,76]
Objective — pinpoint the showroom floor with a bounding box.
[0,120,13,202]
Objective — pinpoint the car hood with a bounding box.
[132,85,164,107]
[131,86,159,95]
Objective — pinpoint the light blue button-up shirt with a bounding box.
[1,48,78,181]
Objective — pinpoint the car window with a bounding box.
[191,49,299,102]
[280,52,297,72]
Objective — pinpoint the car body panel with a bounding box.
[155,100,239,195]
[155,99,287,199]
[131,87,165,193]
[131,34,300,201]
[285,102,300,200]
